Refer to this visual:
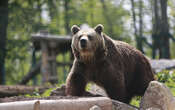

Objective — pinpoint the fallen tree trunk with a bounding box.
[0,85,50,98]
[0,97,112,110]
[0,97,139,110]
[112,100,138,110]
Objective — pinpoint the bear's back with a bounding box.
[104,35,153,84]
[104,35,141,71]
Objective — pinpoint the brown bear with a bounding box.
[66,24,155,104]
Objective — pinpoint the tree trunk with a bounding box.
[151,0,169,59]
[130,0,144,53]
[159,0,170,58]
[47,0,57,20]
[152,0,170,59]
[130,0,137,37]
[138,0,144,53]
[64,0,70,34]
[152,0,160,59]
[0,0,8,84]
[100,0,113,36]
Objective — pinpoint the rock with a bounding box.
[140,81,175,110]
[150,59,175,73]
[90,84,108,97]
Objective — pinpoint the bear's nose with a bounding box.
[80,38,87,48]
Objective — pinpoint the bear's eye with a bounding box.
[88,35,93,40]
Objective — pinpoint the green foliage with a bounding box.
[5,0,132,85]
[25,87,57,98]
[4,0,175,85]
[24,87,41,98]
[86,83,92,91]
[41,88,55,97]
[156,70,173,83]
[25,92,41,98]
[156,70,175,95]
[130,96,141,107]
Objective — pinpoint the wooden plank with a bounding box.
[31,33,72,52]
[31,34,71,43]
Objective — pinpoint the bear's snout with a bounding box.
[80,37,88,49]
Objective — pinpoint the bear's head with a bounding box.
[71,24,106,63]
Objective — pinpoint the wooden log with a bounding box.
[0,97,112,110]
[0,85,50,98]
[89,105,102,110]
[0,100,39,110]
[112,100,138,110]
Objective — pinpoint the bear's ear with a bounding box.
[71,25,80,35]
[94,24,104,34]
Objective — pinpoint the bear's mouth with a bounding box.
[79,50,94,62]
[80,49,93,56]
[80,48,89,52]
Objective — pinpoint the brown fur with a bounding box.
[66,24,155,104]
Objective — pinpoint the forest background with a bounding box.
[0,0,175,86]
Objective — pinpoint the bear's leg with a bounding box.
[66,60,87,96]
[136,72,154,95]
[105,84,129,103]
[135,63,155,95]
[102,79,129,103]
[66,72,87,96]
